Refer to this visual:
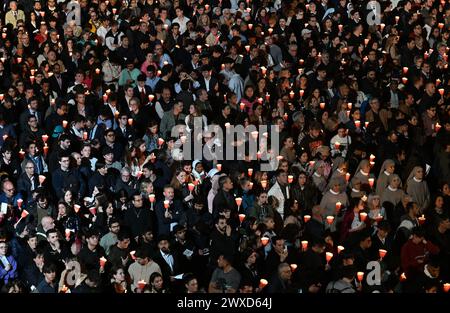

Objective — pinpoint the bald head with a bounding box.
[41,216,55,231]
[2,180,15,197]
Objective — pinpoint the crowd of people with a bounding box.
[0,0,448,294]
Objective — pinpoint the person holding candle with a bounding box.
[268,170,290,220]
[264,236,298,277]
[21,141,48,176]
[394,201,421,249]
[108,230,133,269]
[42,228,70,275]
[290,171,320,214]
[369,220,393,263]
[18,114,46,150]
[124,192,155,240]
[108,265,131,293]
[155,186,186,236]
[352,159,374,192]
[128,248,161,293]
[400,227,440,279]
[367,194,386,225]
[266,262,297,293]
[212,176,238,221]
[330,124,351,158]
[17,160,39,204]
[320,178,349,233]
[340,198,367,244]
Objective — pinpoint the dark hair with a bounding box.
[42,262,57,274]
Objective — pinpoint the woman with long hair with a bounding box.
[143,120,161,153]
[170,169,192,205]
[109,266,131,293]
[185,104,208,133]
[150,272,168,293]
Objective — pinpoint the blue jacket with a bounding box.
[0,255,18,284]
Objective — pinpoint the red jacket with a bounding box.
[400,239,440,277]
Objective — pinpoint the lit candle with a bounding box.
[164,200,170,209]
[357,272,364,282]
[138,280,146,290]
[301,240,308,251]
[99,257,107,267]
[259,279,268,289]
[360,212,367,221]
[41,134,49,142]
[334,142,340,150]
[290,264,298,272]
[62,120,68,128]
[335,202,342,211]
[303,215,311,223]
[326,252,333,263]
[89,207,97,215]
[326,215,335,225]
[418,214,426,225]
[379,249,387,260]
[188,183,195,192]
[338,245,345,254]
[128,118,133,126]
[444,283,450,293]
[239,214,246,223]
[65,229,71,240]
[368,178,375,188]
[235,197,242,207]
[247,168,253,177]
[39,175,46,185]
[216,163,222,171]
